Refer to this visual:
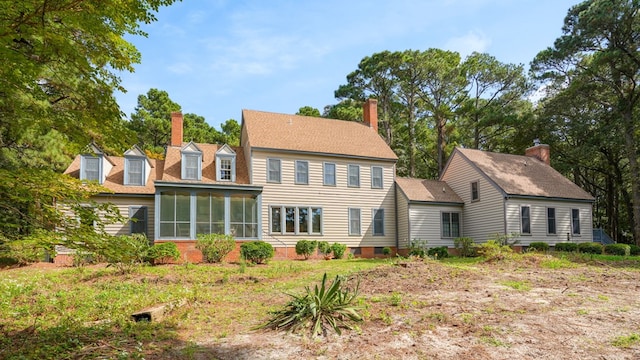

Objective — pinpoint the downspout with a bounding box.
[394,181,399,251]
[503,196,508,235]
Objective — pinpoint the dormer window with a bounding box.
[181,142,202,180]
[215,144,236,182]
[124,145,150,186]
[82,156,101,182]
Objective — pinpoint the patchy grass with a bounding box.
[611,333,640,348]
[499,280,531,291]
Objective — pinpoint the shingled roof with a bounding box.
[396,178,463,204]
[241,110,397,161]
[452,148,594,201]
[160,143,250,184]
[64,156,161,194]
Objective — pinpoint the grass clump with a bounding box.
[612,333,640,348]
[476,240,513,262]
[259,273,363,337]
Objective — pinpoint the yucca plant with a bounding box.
[259,273,363,337]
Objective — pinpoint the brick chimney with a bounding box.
[525,139,550,165]
[171,111,183,147]
[363,98,378,132]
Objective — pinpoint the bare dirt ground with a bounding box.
[194,256,640,360]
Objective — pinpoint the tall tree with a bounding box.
[296,106,321,117]
[532,0,640,244]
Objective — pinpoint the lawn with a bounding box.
[2,253,640,359]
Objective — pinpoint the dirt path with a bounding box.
[196,257,640,359]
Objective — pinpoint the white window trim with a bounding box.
[323,162,336,186]
[124,157,145,186]
[348,164,360,188]
[546,207,556,235]
[216,155,236,182]
[372,208,384,236]
[295,160,309,185]
[348,208,361,235]
[181,152,202,180]
[471,181,480,202]
[270,205,323,235]
[81,155,102,183]
[520,205,531,235]
[267,158,281,183]
[371,166,384,189]
[571,208,581,236]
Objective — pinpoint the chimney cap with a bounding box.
[533,138,540,146]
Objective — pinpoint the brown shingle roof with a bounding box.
[242,110,398,161]
[160,143,250,184]
[64,143,250,194]
[454,148,594,201]
[396,177,463,204]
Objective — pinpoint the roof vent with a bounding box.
[533,138,540,146]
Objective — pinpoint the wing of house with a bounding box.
[440,146,595,246]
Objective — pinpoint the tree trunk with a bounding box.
[437,114,445,177]
[622,109,640,245]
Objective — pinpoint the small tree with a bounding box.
[295,240,318,260]
[196,233,236,263]
[454,237,475,257]
[408,239,428,258]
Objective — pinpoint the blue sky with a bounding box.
[115,0,579,130]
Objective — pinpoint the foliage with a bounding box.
[196,233,236,263]
[99,234,151,273]
[427,246,449,259]
[528,242,550,252]
[147,242,180,264]
[490,233,520,246]
[577,242,603,255]
[604,244,631,256]
[318,241,332,258]
[296,106,321,117]
[408,239,429,258]
[331,243,347,259]
[240,241,274,264]
[382,246,392,256]
[612,333,640,348]
[475,240,513,262]
[4,238,47,266]
[259,273,362,337]
[454,237,476,257]
[554,242,578,252]
[630,244,640,256]
[295,240,318,260]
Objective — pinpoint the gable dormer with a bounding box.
[80,143,113,184]
[215,144,236,182]
[123,145,152,186]
[181,142,202,180]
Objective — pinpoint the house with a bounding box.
[61,100,594,263]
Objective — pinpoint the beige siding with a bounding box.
[505,198,593,245]
[396,189,410,249]
[253,150,396,248]
[408,204,463,247]
[441,153,505,243]
[95,196,155,239]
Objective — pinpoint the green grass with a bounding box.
[612,333,640,348]
[0,259,389,359]
[498,280,531,291]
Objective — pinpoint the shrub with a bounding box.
[454,237,476,257]
[382,247,392,256]
[491,233,520,246]
[5,239,46,266]
[295,240,318,260]
[528,242,550,252]
[408,239,428,258]
[427,246,449,259]
[240,241,274,264]
[259,273,362,337]
[577,242,603,254]
[331,243,347,259]
[317,241,332,258]
[630,244,640,256]
[147,242,180,264]
[554,242,578,252]
[99,233,151,273]
[196,233,236,263]
[604,243,631,256]
[475,240,513,262]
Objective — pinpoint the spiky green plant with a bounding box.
[259,273,362,337]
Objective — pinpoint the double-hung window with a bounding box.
[471,181,479,201]
[267,158,281,183]
[270,206,322,235]
[323,163,336,186]
[571,208,581,235]
[82,156,101,182]
[125,158,144,185]
[129,206,148,235]
[348,164,360,187]
[441,212,460,238]
[349,208,361,235]
[371,166,383,189]
[219,158,232,180]
[372,209,384,236]
[295,160,309,184]
[521,206,531,235]
[547,208,556,234]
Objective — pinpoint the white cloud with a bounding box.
[444,30,491,57]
